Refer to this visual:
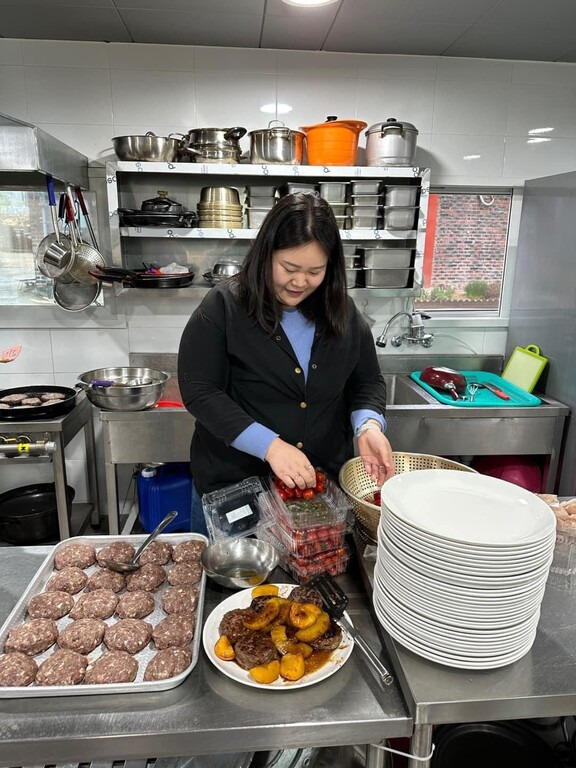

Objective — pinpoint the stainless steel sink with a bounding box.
[383,374,432,405]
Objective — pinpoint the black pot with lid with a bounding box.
[141,191,186,215]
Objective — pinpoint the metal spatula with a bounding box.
[308,573,394,686]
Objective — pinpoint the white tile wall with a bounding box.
[3,39,576,503]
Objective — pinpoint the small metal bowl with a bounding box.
[201,538,279,590]
[212,260,242,277]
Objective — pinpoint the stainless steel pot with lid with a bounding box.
[365,118,419,167]
[248,120,305,164]
[182,126,247,164]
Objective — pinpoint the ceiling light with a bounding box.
[527,137,552,144]
[463,154,481,161]
[281,0,339,7]
[260,103,293,115]
[528,127,554,135]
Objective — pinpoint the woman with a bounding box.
[178,192,395,534]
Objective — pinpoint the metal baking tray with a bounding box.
[0,533,208,697]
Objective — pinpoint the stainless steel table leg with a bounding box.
[408,724,433,768]
[83,414,101,528]
[52,433,71,540]
[104,459,120,535]
[366,743,388,768]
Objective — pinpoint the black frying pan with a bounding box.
[91,267,195,289]
[0,385,77,420]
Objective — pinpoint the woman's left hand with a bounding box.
[357,430,396,487]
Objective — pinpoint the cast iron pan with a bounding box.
[92,267,195,289]
[431,722,564,768]
[0,385,77,420]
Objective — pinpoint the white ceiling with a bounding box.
[1,0,576,63]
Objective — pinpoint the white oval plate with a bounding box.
[202,583,354,690]
[380,470,556,546]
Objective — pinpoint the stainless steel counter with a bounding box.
[0,395,100,539]
[357,542,576,767]
[0,547,411,767]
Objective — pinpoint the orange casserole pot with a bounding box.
[300,116,368,166]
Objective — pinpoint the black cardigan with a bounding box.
[177,282,387,494]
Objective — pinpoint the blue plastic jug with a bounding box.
[136,463,192,533]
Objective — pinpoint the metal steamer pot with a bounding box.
[365,118,419,167]
[248,121,305,164]
[181,126,247,164]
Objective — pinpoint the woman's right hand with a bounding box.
[265,437,317,490]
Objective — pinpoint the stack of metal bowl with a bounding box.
[197,186,243,229]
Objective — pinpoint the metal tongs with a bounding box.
[308,573,394,686]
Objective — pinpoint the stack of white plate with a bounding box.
[373,469,556,669]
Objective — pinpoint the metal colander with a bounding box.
[338,453,478,542]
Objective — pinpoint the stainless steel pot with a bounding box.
[365,118,418,167]
[112,132,185,162]
[248,121,305,164]
[77,366,170,411]
[181,126,247,164]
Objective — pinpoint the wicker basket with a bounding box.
[338,453,478,542]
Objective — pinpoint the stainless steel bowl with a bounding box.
[112,133,183,162]
[201,538,279,589]
[77,366,170,411]
[212,260,242,277]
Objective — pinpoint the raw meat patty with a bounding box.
[172,540,206,563]
[0,652,38,686]
[5,619,58,656]
[218,608,253,644]
[41,392,66,402]
[289,586,323,608]
[144,647,192,681]
[125,563,165,592]
[54,543,96,570]
[45,566,88,594]
[70,589,119,620]
[58,618,106,654]
[115,590,155,620]
[84,651,138,684]
[310,619,343,652]
[36,649,88,686]
[27,590,73,620]
[166,561,202,586]
[0,393,27,404]
[161,585,199,615]
[234,632,278,671]
[104,619,152,654]
[0,403,10,409]
[96,541,136,568]
[86,569,125,593]
[21,397,41,406]
[138,540,173,566]
[152,614,196,650]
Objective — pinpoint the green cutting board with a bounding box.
[502,344,548,393]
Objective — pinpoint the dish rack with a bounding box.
[338,453,478,542]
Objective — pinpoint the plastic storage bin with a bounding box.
[137,463,192,533]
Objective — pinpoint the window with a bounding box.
[0,188,102,307]
[415,189,512,313]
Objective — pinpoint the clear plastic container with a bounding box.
[285,545,350,584]
[548,520,576,588]
[267,473,350,532]
[202,476,272,541]
[273,516,347,557]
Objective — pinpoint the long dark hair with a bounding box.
[236,192,348,338]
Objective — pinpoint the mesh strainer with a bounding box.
[339,453,478,542]
[53,278,101,312]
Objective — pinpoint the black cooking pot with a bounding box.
[0,385,77,420]
[0,483,75,544]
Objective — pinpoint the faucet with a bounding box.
[376,311,434,348]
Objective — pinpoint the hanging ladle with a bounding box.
[105,511,178,573]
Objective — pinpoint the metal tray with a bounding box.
[0,533,208,697]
